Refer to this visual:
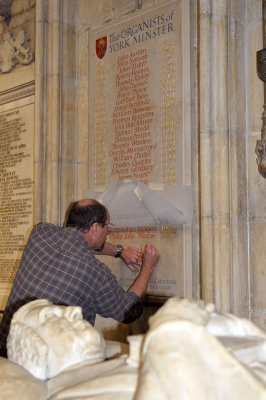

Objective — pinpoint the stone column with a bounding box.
[34,0,46,224]
[199,0,231,312]
[35,0,78,225]
[35,0,62,224]
[199,0,264,319]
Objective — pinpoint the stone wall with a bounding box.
[0,0,265,333]
[0,0,35,310]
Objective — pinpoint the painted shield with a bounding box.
[96,36,107,59]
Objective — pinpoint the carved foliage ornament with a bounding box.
[256,49,266,179]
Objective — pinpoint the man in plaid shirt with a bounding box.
[0,199,159,357]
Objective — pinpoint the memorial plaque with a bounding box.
[89,2,182,190]
[88,1,191,297]
[0,96,34,310]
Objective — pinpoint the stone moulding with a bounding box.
[0,81,34,105]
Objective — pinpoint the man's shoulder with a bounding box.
[26,224,90,259]
[33,222,59,230]
[30,222,61,237]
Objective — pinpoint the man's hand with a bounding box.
[128,243,160,298]
[141,243,160,273]
[121,246,143,272]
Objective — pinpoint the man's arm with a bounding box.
[93,242,142,271]
[118,242,159,324]
[128,242,159,298]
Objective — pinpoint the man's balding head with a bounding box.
[65,199,108,232]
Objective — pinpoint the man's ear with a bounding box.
[91,222,100,236]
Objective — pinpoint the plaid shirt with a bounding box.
[0,223,142,349]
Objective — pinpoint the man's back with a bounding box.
[0,222,95,349]
[0,222,141,351]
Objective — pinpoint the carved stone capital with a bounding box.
[257,49,266,83]
[256,50,266,178]
[256,137,266,179]
[256,104,266,178]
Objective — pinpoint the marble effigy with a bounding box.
[7,299,106,380]
[1,297,266,399]
[136,298,266,399]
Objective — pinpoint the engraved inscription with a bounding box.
[0,103,33,285]
[160,39,176,185]
[109,49,156,184]
[94,63,107,190]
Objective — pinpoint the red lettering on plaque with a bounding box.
[110,49,155,184]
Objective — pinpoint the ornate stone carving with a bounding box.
[0,30,34,73]
[256,49,266,178]
[0,0,12,25]
[255,106,266,179]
